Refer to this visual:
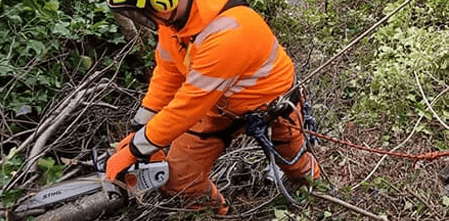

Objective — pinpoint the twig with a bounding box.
[310,191,388,221]
[214,193,281,219]
[58,167,82,182]
[16,70,107,153]
[0,103,12,135]
[0,128,34,148]
[80,101,118,110]
[218,162,238,192]
[414,72,449,129]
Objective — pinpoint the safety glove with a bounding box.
[115,132,135,152]
[106,144,138,181]
[106,127,166,181]
[107,107,159,181]
[115,107,156,152]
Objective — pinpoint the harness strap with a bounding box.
[186,118,246,147]
[220,0,249,13]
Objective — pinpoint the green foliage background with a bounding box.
[0,0,123,115]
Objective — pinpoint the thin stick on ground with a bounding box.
[414,72,449,130]
[310,191,388,221]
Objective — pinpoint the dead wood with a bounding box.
[25,83,110,175]
[32,191,125,221]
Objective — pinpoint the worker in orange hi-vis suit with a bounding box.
[106,0,320,215]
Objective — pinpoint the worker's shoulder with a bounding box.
[220,6,270,30]
[196,6,273,43]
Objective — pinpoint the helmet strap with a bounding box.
[169,0,193,31]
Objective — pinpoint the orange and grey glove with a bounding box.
[106,144,138,181]
[106,125,164,181]
[107,107,158,181]
[130,107,156,131]
[115,132,135,152]
[115,107,156,152]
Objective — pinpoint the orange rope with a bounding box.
[283,120,449,161]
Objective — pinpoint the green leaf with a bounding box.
[38,157,55,170]
[38,157,64,184]
[42,1,59,19]
[44,1,59,12]
[443,196,449,207]
[404,201,413,209]
[1,189,22,207]
[273,207,288,220]
[53,22,71,37]
[28,40,46,55]
[6,147,19,160]
[81,55,93,70]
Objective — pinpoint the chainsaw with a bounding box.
[11,150,285,221]
[12,149,169,221]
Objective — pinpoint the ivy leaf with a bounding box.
[404,201,413,209]
[38,157,64,184]
[0,61,14,75]
[16,105,32,117]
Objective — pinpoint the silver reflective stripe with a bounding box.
[194,17,239,47]
[187,70,238,92]
[133,107,156,125]
[225,39,279,97]
[133,126,160,156]
[156,43,173,62]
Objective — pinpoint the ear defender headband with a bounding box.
[108,0,178,12]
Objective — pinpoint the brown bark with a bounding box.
[33,191,125,221]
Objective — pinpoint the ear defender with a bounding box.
[150,0,179,12]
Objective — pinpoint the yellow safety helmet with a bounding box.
[107,0,180,30]
[107,0,178,12]
[107,0,191,30]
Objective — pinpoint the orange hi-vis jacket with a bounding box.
[140,0,295,147]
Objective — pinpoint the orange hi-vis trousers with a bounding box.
[159,106,320,215]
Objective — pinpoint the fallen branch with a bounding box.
[310,192,388,221]
[16,37,137,154]
[24,84,110,175]
[16,69,110,153]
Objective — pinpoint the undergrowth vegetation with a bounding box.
[0,0,124,115]
[354,1,449,149]
[0,0,448,220]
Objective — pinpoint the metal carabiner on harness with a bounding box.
[246,113,307,166]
